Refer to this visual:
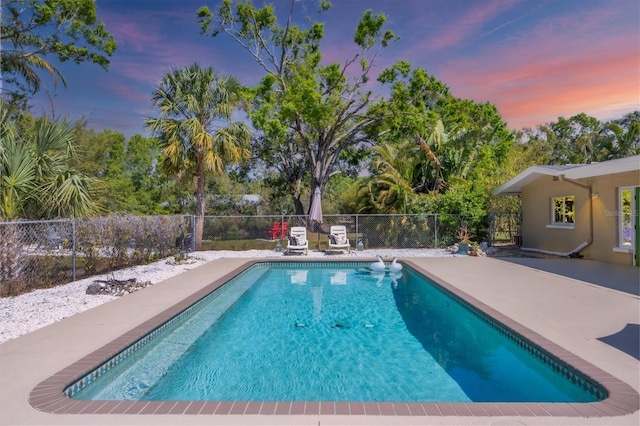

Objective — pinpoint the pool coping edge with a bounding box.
[28,258,640,417]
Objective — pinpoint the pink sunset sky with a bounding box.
[24,0,640,138]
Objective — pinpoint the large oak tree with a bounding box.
[197,0,396,214]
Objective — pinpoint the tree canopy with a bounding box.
[342,61,514,229]
[520,112,639,165]
[1,0,117,104]
[198,0,396,214]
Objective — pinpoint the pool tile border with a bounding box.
[29,259,639,417]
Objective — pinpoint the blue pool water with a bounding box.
[73,263,600,402]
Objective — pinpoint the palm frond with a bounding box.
[0,139,36,220]
[39,170,102,218]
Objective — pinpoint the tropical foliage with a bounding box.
[343,62,514,231]
[73,129,177,214]
[0,0,116,104]
[0,0,637,228]
[520,112,639,165]
[198,0,396,214]
[145,63,251,248]
[0,101,101,220]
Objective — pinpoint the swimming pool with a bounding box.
[69,262,601,402]
[29,259,638,417]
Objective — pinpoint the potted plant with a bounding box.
[456,225,472,254]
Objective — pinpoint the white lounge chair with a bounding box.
[327,225,351,253]
[287,226,308,255]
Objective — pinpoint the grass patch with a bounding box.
[201,239,280,251]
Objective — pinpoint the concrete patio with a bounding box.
[0,255,638,425]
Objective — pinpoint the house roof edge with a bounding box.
[492,155,640,196]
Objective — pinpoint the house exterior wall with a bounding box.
[521,176,591,254]
[521,171,639,266]
[588,171,639,265]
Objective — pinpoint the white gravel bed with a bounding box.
[0,248,451,344]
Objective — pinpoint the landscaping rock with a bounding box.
[85,282,104,295]
[445,243,459,254]
[86,278,152,297]
[165,256,197,265]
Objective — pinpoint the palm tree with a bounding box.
[1,42,66,97]
[600,118,639,160]
[356,140,418,213]
[415,119,446,193]
[0,103,102,220]
[1,103,100,287]
[358,119,485,214]
[146,64,251,249]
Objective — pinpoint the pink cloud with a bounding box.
[100,11,163,53]
[107,80,151,105]
[445,40,639,128]
[110,21,160,52]
[499,64,639,128]
[423,0,519,50]
[530,6,619,39]
[433,2,639,129]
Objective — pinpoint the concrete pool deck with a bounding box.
[0,256,638,425]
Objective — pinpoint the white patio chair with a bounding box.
[327,225,351,253]
[287,226,308,255]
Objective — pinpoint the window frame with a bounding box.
[615,186,635,251]
[547,195,575,229]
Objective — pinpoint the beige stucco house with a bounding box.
[493,155,640,266]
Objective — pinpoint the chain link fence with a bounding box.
[0,215,187,297]
[199,213,468,250]
[1,213,519,297]
[0,219,74,296]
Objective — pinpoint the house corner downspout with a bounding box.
[522,175,594,258]
[559,174,594,256]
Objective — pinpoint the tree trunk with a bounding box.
[194,162,206,251]
[0,224,23,296]
[292,177,304,216]
[293,196,304,216]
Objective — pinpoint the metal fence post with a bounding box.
[489,213,495,247]
[434,214,438,248]
[355,214,359,241]
[72,219,76,282]
[190,215,196,252]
